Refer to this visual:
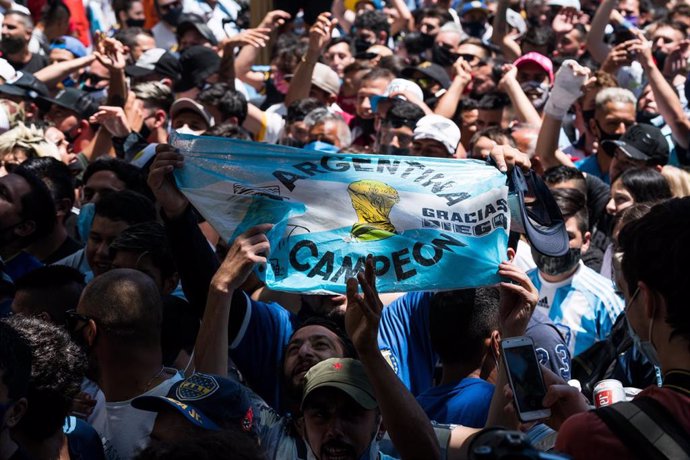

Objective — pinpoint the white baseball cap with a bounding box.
[413,114,461,156]
[546,0,581,10]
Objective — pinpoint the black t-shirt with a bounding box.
[8,53,48,74]
[42,236,83,265]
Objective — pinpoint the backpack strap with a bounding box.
[595,397,690,460]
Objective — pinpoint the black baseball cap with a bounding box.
[401,61,451,90]
[174,45,220,92]
[508,166,569,257]
[601,124,669,166]
[0,71,49,100]
[176,14,218,46]
[125,48,181,81]
[41,88,99,119]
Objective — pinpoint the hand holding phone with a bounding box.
[501,336,551,422]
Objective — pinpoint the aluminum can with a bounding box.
[594,379,626,407]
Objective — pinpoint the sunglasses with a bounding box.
[65,309,94,334]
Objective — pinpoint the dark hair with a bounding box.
[326,37,352,52]
[110,221,176,279]
[458,97,479,112]
[378,55,407,76]
[612,202,654,245]
[412,6,453,27]
[619,197,690,346]
[353,10,390,39]
[0,321,31,400]
[543,165,586,186]
[40,2,68,28]
[12,166,57,241]
[160,296,199,367]
[459,37,492,60]
[112,0,140,17]
[113,27,154,48]
[385,100,425,129]
[290,316,356,360]
[469,126,515,150]
[94,189,156,225]
[616,167,673,204]
[286,98,325,124]
[361,67,395,85]
[19,157,75,208]
[13,265,84,324]
[204,123,253,140]
[134,428,265,460]
[82,158,150,197]
[430,288,500,366]
[198,84,248,124]
[550,187,589,235]
[522,26,556,55]
[478,92,510,110]
[6,316,86,441]
[271,37,307,75]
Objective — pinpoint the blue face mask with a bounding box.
[625,287,662,368]
[77,202,95,243]
[304,141,340,153]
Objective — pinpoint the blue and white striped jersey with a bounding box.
[527,262,624,357]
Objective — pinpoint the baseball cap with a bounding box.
[42,88,99,118]
[302,358,377,410]
[176,14,219,46]
[311,62,341,96]
[170,97,215,127]
[514,52,554,84]
[49,36,87,58]
[125,48,181,81]
[413,114,461,155]
[506,9,527,37]
[0,71,49,100]
[547,0,581,10]
[508,166,569,257]
[132,373,255,432]
[460,0,489,16]
[175,45,221,93]
[601,124,669,166]
[401,61,452,90]
[370,78,424,112]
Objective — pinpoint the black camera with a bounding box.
[468,428,571,460]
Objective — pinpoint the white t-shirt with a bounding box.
[152,22,178,52]
[105,369,183,459]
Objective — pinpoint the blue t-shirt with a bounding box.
[416,378,495,427]
[575,155,609,184]
[63,416,106,460]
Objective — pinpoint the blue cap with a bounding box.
[460,0,489,16]
[49,36,87,58]
[131,373,256,433]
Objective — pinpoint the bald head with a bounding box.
[79,268,162,347]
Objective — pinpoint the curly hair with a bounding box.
[4,316,86,441]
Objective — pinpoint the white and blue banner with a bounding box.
[173,133,510,294]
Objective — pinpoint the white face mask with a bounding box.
[173,125,204,136]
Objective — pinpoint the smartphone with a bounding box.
[501,336,552,422]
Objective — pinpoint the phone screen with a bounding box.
[504,344,548,414]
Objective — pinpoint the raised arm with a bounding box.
[218,27,272,86]
[234,10,291,90]
[634,37,690,150]
[284,12,335,108]
[490,0,520,62]
[585,0,616,63]
[434,58,472,118]
[345,257,441,460]
[195,224,272,375]
[33,55,95,87]
[497,65,542,126]
[536,60,589,170]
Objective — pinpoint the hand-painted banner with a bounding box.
[172,133,510,294]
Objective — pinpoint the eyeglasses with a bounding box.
[65,309,94,334]
[458,53,483,64]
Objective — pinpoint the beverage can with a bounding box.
[594,379,626,408]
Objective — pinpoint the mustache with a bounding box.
[321,440,356,458]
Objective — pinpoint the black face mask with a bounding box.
[138,122,152,141]
[1,36,25,54]
[419,33,435,50]
[126,18,146,28]
[461,21,486,38]
[637,110,660,125]
[354,37,374,55]
[161,6,183,26]
[431,44,458,67]
[652,49,668,71]
[595,120,622,143]
[532,247,582,277]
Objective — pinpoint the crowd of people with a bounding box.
[0,0,689,458]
